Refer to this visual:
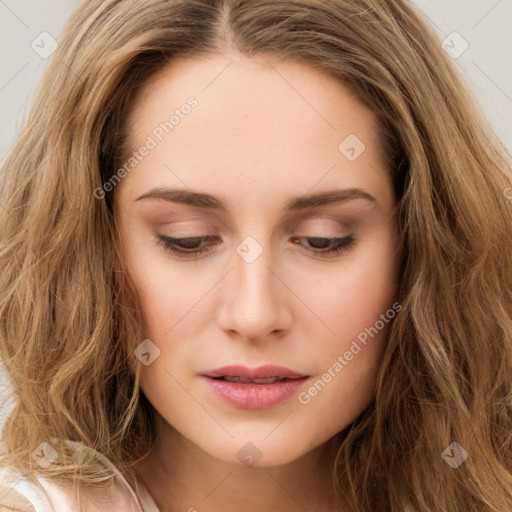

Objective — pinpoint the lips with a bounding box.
[201,365,310,409]
[221,376,294,384]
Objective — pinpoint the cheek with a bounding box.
[295,235,398,427]
[296,296,394,439]
[120,231,206,338]
[307,231,399,343]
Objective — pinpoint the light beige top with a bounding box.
[0,440,160,511]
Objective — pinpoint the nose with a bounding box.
[216,239,293,343]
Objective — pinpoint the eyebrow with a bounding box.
[135,187,377,211]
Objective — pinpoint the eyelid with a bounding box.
[156,216,352,236]
[155,233,356,260]
[154,219,212,232]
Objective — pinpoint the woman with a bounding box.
[1,0,511,511]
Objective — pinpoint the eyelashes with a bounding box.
[155,234,356,260]
[157,235,213,257]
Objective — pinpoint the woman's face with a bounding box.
[115,53,401,467]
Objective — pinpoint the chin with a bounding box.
[197,431,317,469]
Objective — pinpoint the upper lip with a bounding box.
[201,365,309,379]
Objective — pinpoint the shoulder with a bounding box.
[0,464,51,511]
[0,440,151,512]
[0,464,146,512]
[0,489,37,511]
[0,487,38,511]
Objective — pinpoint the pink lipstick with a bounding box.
[201,365,310,409]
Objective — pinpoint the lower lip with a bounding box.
[202,376,309,410]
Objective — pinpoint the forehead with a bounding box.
[117,54,392,210]
[125,53,379,142]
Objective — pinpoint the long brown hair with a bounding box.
[1,1,511,510]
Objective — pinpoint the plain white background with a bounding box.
[0,0,511,432]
